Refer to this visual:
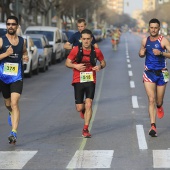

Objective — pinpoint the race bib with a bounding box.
[3,62,19,76]
[162,70,169,82]
[80,72,94,83]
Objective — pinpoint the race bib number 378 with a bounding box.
[80,72,94,83]
[3,62,19,76]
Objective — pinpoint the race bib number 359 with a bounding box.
[80,72,94,83]
[3,62,19,76]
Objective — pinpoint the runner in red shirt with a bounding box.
[65,29,106,138]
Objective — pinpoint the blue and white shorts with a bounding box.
[143,69,169,86]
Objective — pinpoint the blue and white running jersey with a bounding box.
[0,35,24,84]
[145,35,166,70]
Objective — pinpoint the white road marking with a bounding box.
[136,125,148,150]
[0,151,37,169]
[128,70,133,76]
[126,55,129,58]
[66,150,114,169]
[132,96,139,108]
[127,59,130,63]
[130,80,135,88]
[128,64,131,68]
[153,150,170,168]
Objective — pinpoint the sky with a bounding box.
[124,0,143,16]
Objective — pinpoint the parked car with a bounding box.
[0,22,23,37]
[62,29,76,39]
[60,31,68,59]
[41,35,53,65]
[92,29,103,42]
[22,34,39,77]
[62,32,70,58]
[27,34,49,72]
[24,26,63,64]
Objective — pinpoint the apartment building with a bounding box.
[106,0,124,15]
[143,0,156,11]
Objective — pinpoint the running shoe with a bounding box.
[80,109,85,119]
[157,106,164,119]
[8,112,12,126]
[82,129,91,138]
[8,131,17,144]
[149,126,157,137]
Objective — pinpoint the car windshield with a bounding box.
[26,30,54,41]
[63,30,75,39]
[32,38,42,49]
[0,28,7,36]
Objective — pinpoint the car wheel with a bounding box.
[33,62,39,75]
[40,60,46,72]
[46,60,49,70]
[27,62,32,78]
[52,52,56,64]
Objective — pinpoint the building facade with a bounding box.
[106,0,124,15]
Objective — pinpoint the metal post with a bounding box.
[15,0,19,19]
[73,3,76,30]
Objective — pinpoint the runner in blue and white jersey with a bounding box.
[139,18,170,137]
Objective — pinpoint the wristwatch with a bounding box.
[160,51,163,56]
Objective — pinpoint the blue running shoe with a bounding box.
[8,112,12,126]
[8,131,17,144]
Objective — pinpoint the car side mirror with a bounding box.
[30,46,35,53]
[56,39,61,43]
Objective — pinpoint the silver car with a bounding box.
[27,34,49,72]
[23,34,39,77]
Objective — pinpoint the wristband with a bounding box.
[160,51,163,56]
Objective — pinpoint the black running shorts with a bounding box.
[73,82,95,104]
[0,80,23,99]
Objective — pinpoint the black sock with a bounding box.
[151,123,156,128]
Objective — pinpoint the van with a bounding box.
[0,22,23,37]
[24,26,63,64]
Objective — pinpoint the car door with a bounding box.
[55,30,62,60]
[29,38,38,70]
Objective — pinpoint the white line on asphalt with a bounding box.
[128,70,133,76]
[130,80,135,88]
[0,151,37,169]
[127,64,131,68]
[126,55,129,58]
[153,150,170,168]
[66,150,114,169]
[132,96,139,108]
[127,59,130,63]
[136,125,148,150]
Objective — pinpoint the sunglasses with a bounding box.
[6,23,17,26]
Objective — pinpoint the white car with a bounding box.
[0,22,23,37]
[22,35,39,77]
[24,26,63,64]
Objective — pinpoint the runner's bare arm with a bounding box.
[94,43,99,48]
[92,59,106,71]
[64,42,72,50]
[22,39,29,63]
[160,37,170,59]
[139,38,147,58]
[65,58,86,71]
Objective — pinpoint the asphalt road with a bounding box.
[0,32,170,170]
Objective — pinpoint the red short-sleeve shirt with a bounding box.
[67,46,104,84]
